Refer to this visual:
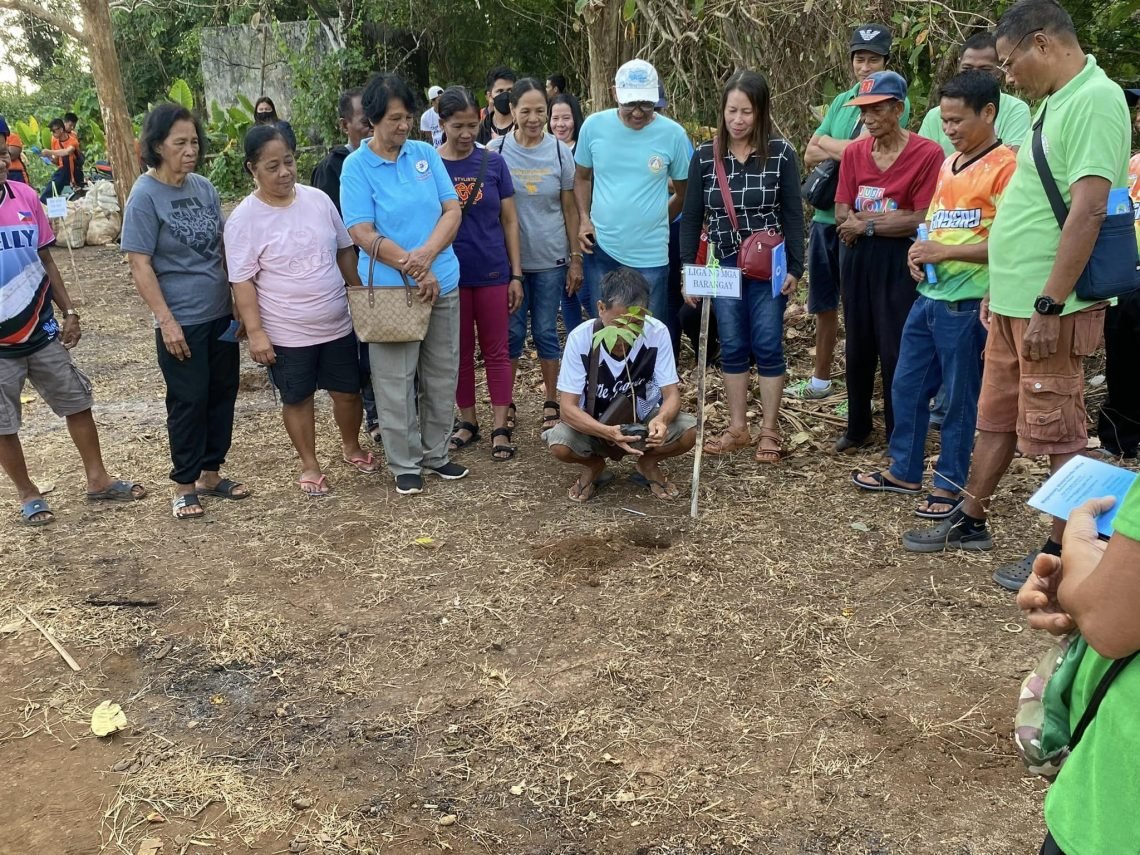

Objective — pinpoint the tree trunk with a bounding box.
[76,0,139,210]
[582,1,634,113]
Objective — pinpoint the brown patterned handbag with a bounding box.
[346,235,432,343]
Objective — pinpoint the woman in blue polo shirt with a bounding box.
[340,73,466,496]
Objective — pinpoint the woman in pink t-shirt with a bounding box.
[226,125,375,496]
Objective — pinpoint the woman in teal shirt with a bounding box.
[1018,485,1140,854]
[340,73,466,496]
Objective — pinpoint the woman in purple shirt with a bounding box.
[438,87,523,460]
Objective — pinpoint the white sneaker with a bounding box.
[785,379,833,400]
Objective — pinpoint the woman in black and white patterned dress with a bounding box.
[679,70,804,464]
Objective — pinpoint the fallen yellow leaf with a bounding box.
[90,700,128,737]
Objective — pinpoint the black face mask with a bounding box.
[256,111,275,123]
[493,92,512,115]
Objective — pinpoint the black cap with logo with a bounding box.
[849,24,893,57]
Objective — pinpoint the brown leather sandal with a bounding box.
[754,427,782,464]
[703,426,752,455]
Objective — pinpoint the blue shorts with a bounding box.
[268,331,361,406]
[807,221,841,314]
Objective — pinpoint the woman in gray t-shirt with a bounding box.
[488,78,581,434]
[121,103,249,520]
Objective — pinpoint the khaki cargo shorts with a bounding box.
[976,309,1104,456]
[0,338,95,435]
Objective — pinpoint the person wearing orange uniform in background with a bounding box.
[1093,87,1140,459]
[39,118,82,203]
[0,116,27,184]
[63,112,85,180]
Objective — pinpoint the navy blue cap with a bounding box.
[850,24,892,56]
[1125,88,1140,108]
[847,70,908,106]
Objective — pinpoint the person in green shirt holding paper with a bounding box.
[918,32,1032,155]
[902,0,1132,593]
[1018,485,1140,855]
[796,25,911,401]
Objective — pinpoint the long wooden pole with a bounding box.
[689,297,711,519]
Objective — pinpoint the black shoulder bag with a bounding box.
[1031,104,1138,301]
[801,119,863,210]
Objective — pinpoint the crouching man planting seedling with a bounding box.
[546,268,696,502]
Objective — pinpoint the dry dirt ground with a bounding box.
[0,243,1090,855]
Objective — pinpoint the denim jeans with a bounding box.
[929,386,948,427]
[40,168,75,203]
[561,287,592,333]
[887,295,986,493]
[712,254,786,377]
[510,267,565,360]
[582,243,670,325]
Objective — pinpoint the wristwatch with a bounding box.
[510,275,524,284]
[63,308,80,319]
[863,219,875,237]
[1033,295,1065,316]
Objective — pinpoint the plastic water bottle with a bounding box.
[916,224,938,285]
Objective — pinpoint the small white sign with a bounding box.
[45,196,68,219]
[683,264,742,300]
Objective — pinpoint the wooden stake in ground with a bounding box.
[16,605,81,671]
[685,251,741,518]
[690,296,711,519]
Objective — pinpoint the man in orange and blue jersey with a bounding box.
[853,70,1016,521]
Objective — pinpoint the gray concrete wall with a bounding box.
[199,20,337,119]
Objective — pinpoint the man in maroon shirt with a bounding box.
[833,71,945,451]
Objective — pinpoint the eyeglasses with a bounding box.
[620,102,655,116]
[998,28,1044,72]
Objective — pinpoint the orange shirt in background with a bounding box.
[1129,152,1139,249]
[5,133,25,179]
[51,133,81,183]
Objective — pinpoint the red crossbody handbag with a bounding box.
[711,140,783,281]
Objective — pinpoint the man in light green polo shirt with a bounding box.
[919,32,1032,154]
[796,25,911,401]
[902,0,1132,594]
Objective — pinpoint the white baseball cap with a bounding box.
[428,85,444,100]
[614,59,659,104]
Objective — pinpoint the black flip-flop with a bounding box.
[171,493,205,520]
[915,493,964,520]
[568,470,615,503]
[628,471,679,499]
[851,470,921,495]
[196,478,250,500]
[86,479,147,502]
